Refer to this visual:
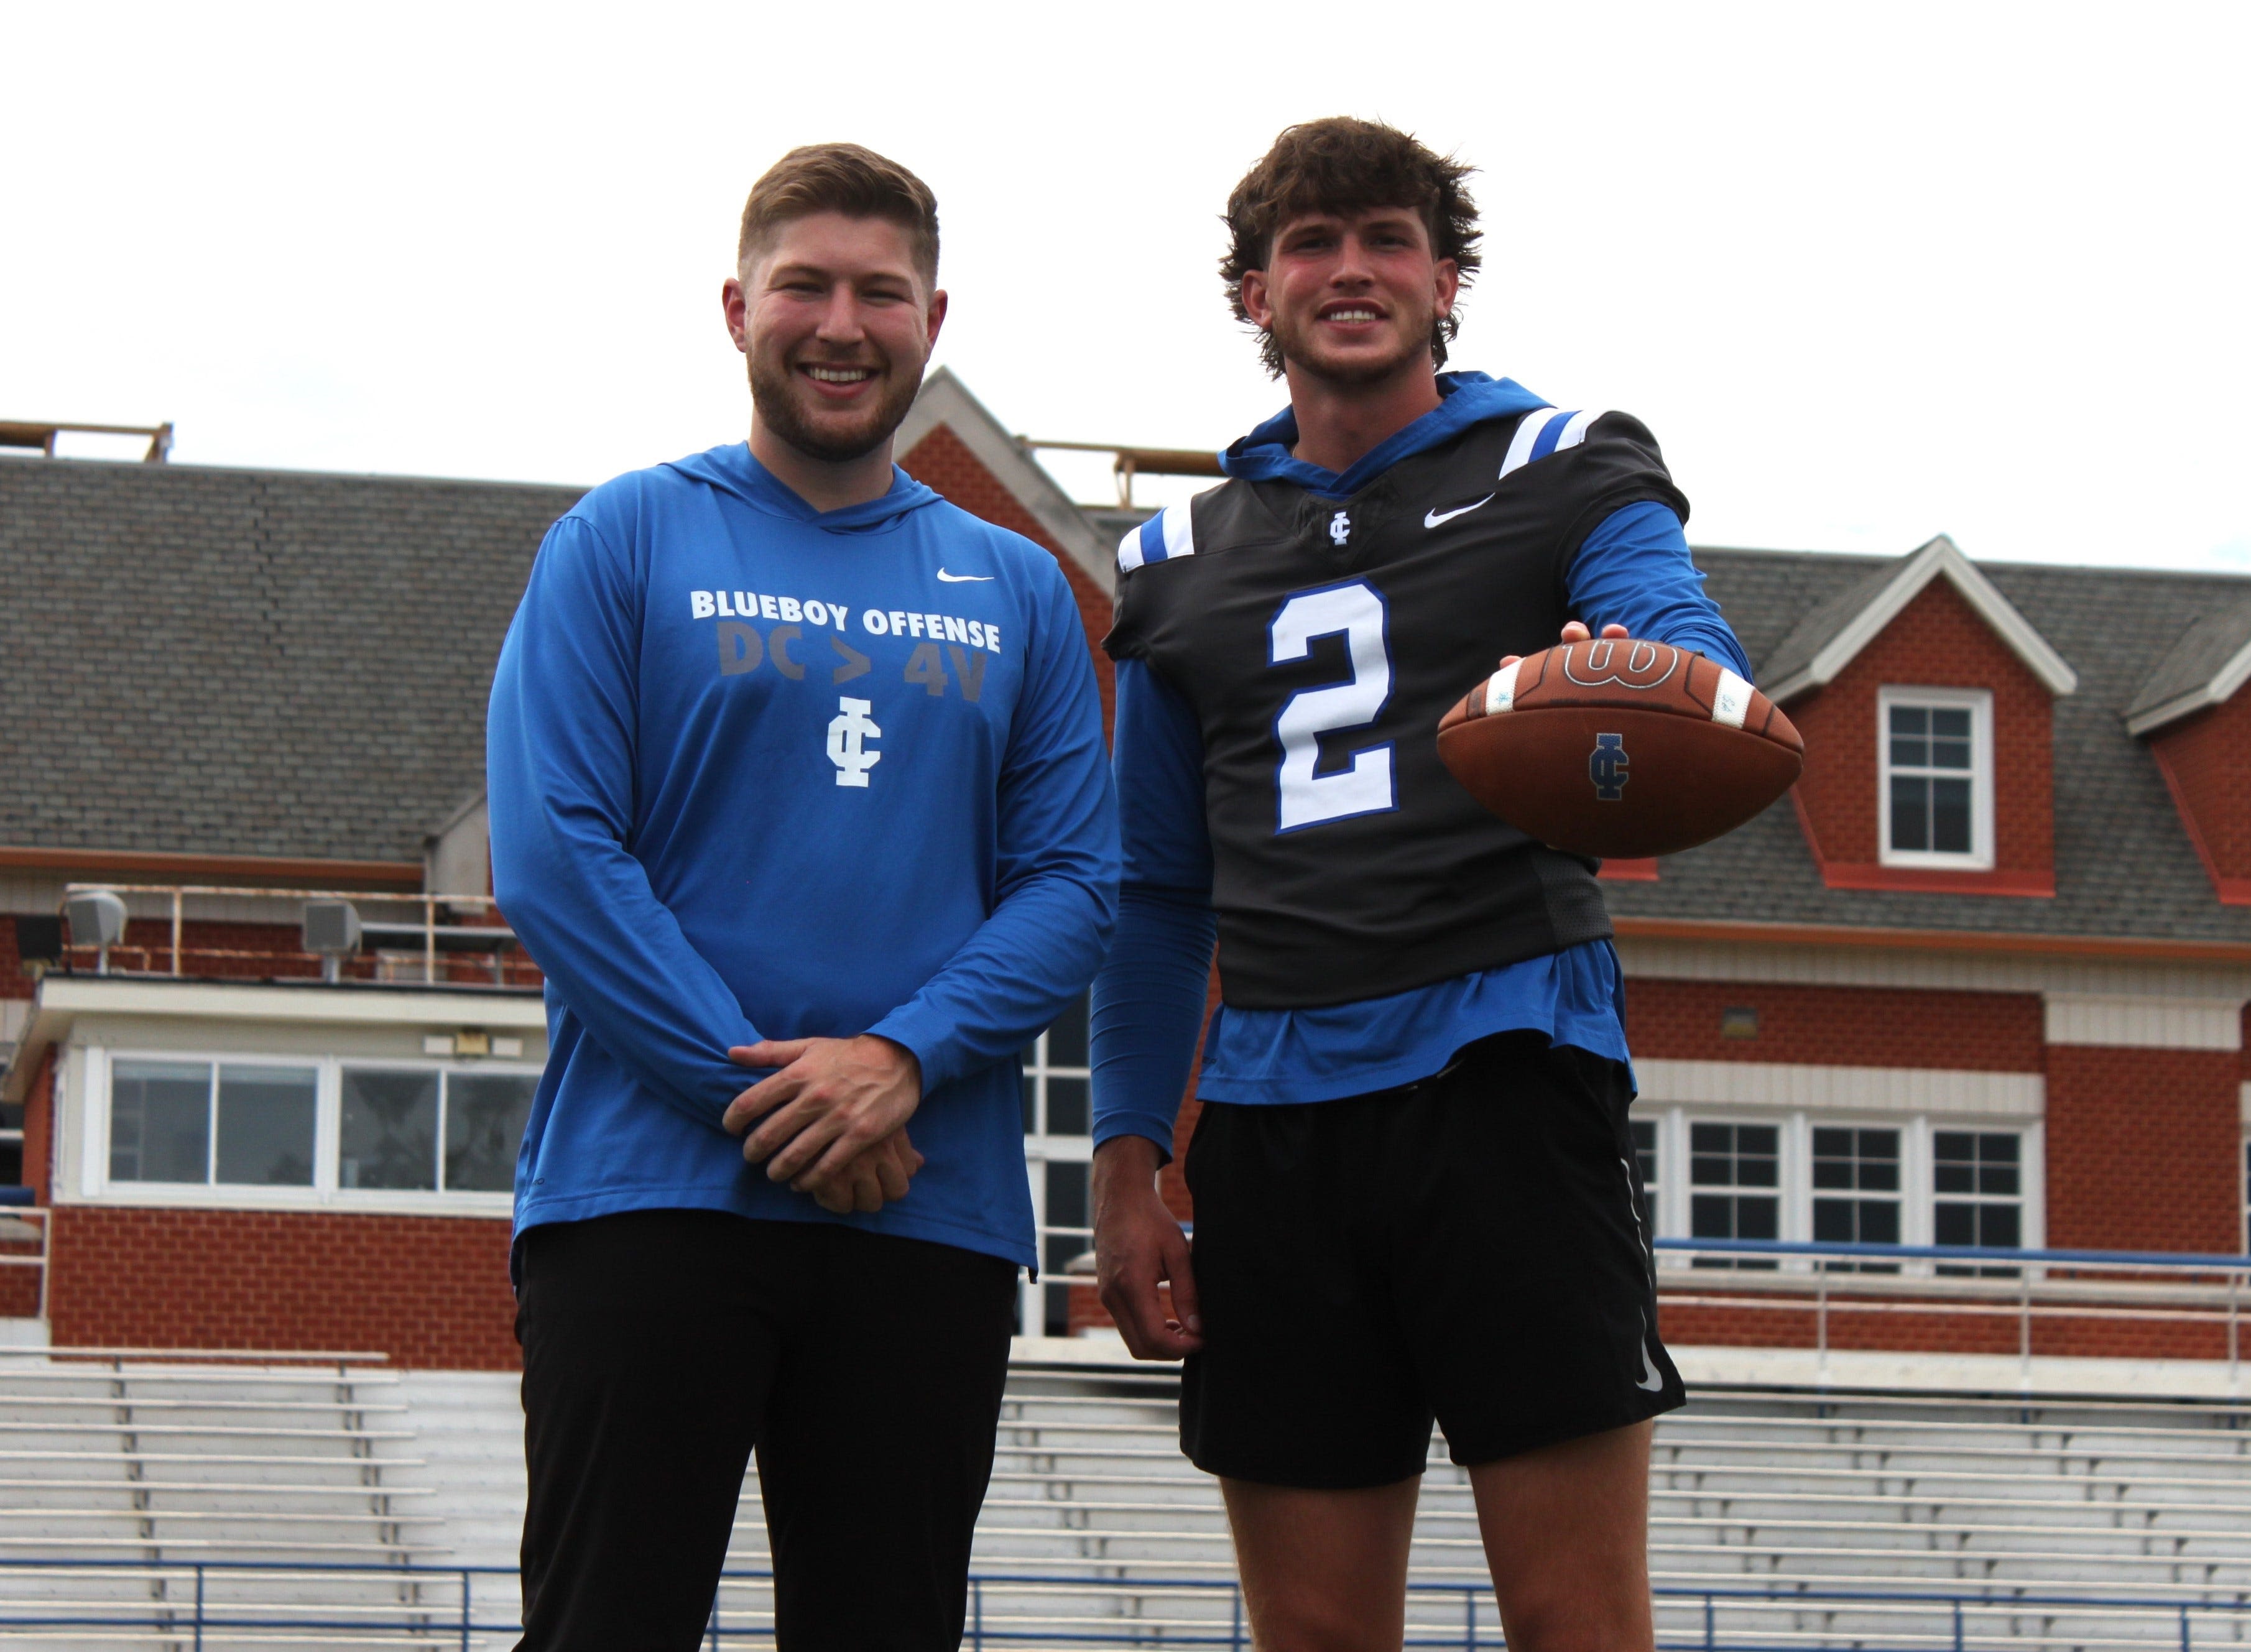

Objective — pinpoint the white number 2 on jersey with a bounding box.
[1270,582,1395,833]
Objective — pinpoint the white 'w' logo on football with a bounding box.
[1561,640,1681,691]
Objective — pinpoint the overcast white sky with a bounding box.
[5,2,2244,572]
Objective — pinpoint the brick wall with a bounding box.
[1625,979,2044,1071]
[22,1048,54,1204]
[1787,579,2054,879]
[47,1206,519,1368]
[900,424,1116,734]
[2148,694,2251,900]
[2044,1044,2242,1254]
[1,922,29,1004]
[1657,1301,2235,1362]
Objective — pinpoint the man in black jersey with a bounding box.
[1088,118,1754,1652]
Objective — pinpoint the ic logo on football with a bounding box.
[1589,733,1629,801]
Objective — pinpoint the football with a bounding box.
[1436,638,1804,859]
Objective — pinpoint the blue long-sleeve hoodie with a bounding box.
[488,441,1120,1268]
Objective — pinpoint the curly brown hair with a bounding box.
[1220,118,1481,378]
[737,142,940,284]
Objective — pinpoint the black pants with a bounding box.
[514,1209,1019,1652]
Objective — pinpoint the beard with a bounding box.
[1269,302,1433,388]
[749,349,925,464]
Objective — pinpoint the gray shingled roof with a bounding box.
[1604,548,2251,944]
[0,458,580,863]
[1759,557,1901,692]
[2125,600,2251,727]
[9,455,2249,943]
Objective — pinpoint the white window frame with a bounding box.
[79,1046,534,1216]
[1877,686,1995,870]
[1020,1011,1094,1339]
[1647,1106,2043,1268]
[1808,1120,1909,1251]
[1680,1114,1791,1251]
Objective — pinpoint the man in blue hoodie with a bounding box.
[488,144,1118,1652]
[1089,119,1752,1652]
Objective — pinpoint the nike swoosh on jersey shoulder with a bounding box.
[935,568,993,582]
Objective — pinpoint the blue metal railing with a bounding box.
[1,1560,2249,1648]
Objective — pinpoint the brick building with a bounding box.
[5,372,2249,1368]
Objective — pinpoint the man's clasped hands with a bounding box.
[721,1035,925,1214]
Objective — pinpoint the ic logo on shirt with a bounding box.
[1589,733,1629,801]
[826,698,882,788]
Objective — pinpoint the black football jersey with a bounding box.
[1104,405,1689,1010]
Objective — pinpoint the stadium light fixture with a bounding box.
[301,900,363,983]
[63,891,128,975]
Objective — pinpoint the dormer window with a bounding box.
[1879,687,1993,869]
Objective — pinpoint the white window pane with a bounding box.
[1934,1130,2023,1276]
[111,1061,211,1184]
[1042,1160,1089,1337]
[1045,994,1089,1069]
[1688,1122,1779,1263]
[1890,775,1929,851]
[1630,1118,1658,1196]
[1932,778,1973,852]
[341,1069,439,1191]
[445,1073,537,1193]
[1046,1076,1089,1137]
[215,1066,318,1186]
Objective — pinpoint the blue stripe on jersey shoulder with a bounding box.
[1118,506,1196,573]
[1529,410,1577,462]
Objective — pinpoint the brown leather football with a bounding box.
[1436,638,1804,859]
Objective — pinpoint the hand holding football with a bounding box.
[1436,639,1803,860]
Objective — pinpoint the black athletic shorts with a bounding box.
[1180,1030,1685,1488]
[514,1209,1018,1652]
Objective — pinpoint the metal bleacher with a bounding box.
[0,1349,455,1646]
[839,1369,2251,1651]
[4,1354,2251,1647]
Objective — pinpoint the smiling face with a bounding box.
[1240,206,1459,389]
[724,211,946,464]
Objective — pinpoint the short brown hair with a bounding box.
[737,142,940,284]
[1221,118,1482,377]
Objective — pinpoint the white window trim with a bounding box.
[1877,685,1995,870]
[1019,1018,1094,1339]
[1808,1117,1911,1248]
[1645,1105,2043,1263]
[77,1046,529,1217]
[1673,1112,1793,1248]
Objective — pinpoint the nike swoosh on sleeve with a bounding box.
[936,569,993,583]
[1423,494,1495,530]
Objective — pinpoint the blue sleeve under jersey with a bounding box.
[1571,501,1751,677]
[1088,502,1749,1158]
[1088,658,1218,1156]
